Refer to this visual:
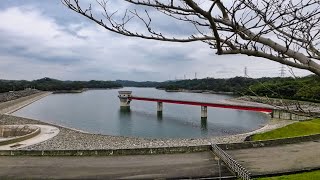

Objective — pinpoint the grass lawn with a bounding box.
[252,118,320,141]
[256,170,320,180]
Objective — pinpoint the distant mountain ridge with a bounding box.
[157,75,320,102]
[1,76,319,102]
[115,80,162,87]
[0,77,122,93]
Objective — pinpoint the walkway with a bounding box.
[1,141,319,178]
[130,96,273,112]
[227,140,320,176]
[0,152,234,179]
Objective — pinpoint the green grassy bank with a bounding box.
[256,170,320,180]
[252,119,320,141]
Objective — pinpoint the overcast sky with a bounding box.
[0,0,311,81]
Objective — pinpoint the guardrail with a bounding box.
[211,144,251,180]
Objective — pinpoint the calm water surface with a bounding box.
[13,88,269,138]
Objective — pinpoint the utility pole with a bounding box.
[280,65,285,77]
[244,66,248,77]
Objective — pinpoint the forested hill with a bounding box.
[1,76,320,102]
[157,76,320,102]
[157,77,256,92]
[0,78,122,93]
[115,80,161,87]
[0,78,162,93]
[245,75,320,102]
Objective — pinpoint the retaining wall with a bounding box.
[219,133,320,150]
[0,92,51,114]
[272,110,313,121]
[0,126,41,146]
[0,133,319,156]
[0,145,210,156]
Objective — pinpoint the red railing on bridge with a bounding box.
[129,96,273,113]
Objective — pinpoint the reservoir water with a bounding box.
[13,88,269,138]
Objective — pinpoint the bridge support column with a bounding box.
[118,91,132,108]
[201,106,207,119]
[157,102,163,112]
[157,102,163,117]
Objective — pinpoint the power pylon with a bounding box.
[244,67,248,77]
[280,65,286,77]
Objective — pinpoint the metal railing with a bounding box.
[211,144,251,180]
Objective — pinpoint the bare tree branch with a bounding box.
[62,0,320,77]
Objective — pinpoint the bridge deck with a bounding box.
[129,96,273,112]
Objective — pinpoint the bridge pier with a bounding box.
[157,102,163,117]
[201,106,207,119]
[157,102,163,112]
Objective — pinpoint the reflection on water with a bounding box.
[201,118,208,130]
[13,87,269,138]
[119,106,131,114]
[157,111,163,121]
[201,118,208,136]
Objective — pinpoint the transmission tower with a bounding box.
[194,72,197,79]
[244,66,248,77]
[280,65,286,77]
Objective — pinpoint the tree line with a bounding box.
[1,76,319,102]
[157,76,320,102]
[0,77,122,93]
[0,78,162,93]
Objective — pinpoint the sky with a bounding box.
[0,0,312,81]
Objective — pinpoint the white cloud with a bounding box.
[0,3,312,81]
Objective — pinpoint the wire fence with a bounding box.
[211,144,251,180]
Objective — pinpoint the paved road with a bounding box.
[1,141,319,179]
[0,152,234,179]
[227,140,320,175]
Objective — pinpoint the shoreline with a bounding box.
[157,88,235,95]
[0,91,295,150]
[0,114,293,150]
[52,87,123,94]
[235,96,320,116]
[0,92,52,115]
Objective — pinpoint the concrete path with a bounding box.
[0,152,234,179]
[0,141,319,178]
[0,125,59,150]
[227,140,320,176]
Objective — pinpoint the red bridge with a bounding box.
[119,91,305,120]
[129,96,273,113]
[118,91,273,119]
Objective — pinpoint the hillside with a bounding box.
[1,76,319,102]
[157,76,320,102]
[0,78,122,93]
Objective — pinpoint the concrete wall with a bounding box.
[218,133,320,150]
[1,133,319,156]
[272,110,313,121]
[0,92,51,114]
[0,145,210,156]
[0,127,41,146]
